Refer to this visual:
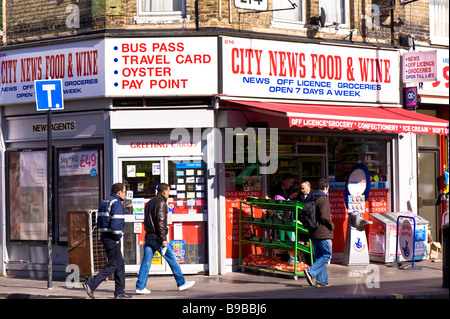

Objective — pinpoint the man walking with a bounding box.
[304,178,334,287]
[83,183,131,299]
[136,183,195,294]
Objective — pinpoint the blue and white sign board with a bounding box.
[34,79,64,111]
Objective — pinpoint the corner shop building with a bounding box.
[0,35,448,278]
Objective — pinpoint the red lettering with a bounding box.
[122,43,147,53]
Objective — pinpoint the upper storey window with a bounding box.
[272,0,305,29]
[429,0,449,45]
[319,0,349,27]
[135,0,187,23]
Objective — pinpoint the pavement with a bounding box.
[0,259,447,301]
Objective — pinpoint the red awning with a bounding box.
[224,100,449,135]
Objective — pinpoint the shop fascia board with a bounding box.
[109,108,215,129]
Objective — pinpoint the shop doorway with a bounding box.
[418,149,440,241]
[119,157,208,274]
[268,137,327,196]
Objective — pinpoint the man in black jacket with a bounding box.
[304,178,334,287]
[297,180,313,203]
[135,183,195,294]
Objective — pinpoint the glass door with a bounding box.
[418,150,439,241]
[166,158,207,269]
[120,158,165,273]
[119,157,208,274]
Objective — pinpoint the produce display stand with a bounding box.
[239,198,314,280]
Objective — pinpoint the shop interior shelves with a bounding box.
[239,198,314,280]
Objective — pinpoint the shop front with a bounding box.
[217,36,449,268]
[413,47,449,243]
[1,108,107,277]
[1,34,448,278]
[110,117,216,275]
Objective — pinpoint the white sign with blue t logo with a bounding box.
[34,79,64,111]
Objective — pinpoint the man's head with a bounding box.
[281,174,294,190]
[300,181,311,195]
[316,178,330,194]
[111,183,126,199]
[157,183,171,200]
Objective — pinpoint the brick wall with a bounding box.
[2,0,438,46]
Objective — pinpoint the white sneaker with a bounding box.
[136,288,151,295]
[178,281,195,291]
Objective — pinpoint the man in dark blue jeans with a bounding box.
[304,178,334,287]
[136,183,195,294]
[83,183,131,299]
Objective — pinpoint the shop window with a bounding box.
[136,0,186,21]
[429,0,449,45]
[225,132,262,192]
[328,137,388,189]
[57,148,103,242]
[7,150,48,241]
[268,135,327,195]
[168,161,208,214]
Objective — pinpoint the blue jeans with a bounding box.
[136,238,186,290]
[309,239,332,285]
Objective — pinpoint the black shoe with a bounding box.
[304,268,314,286]
[83,283,95,299]
[114,292,133,299]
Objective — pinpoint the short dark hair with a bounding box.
[281,174,294,181]
[157,183,170,193]
[111,183,125,194]
[316,178,329,191]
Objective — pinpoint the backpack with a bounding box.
[298,197,322,229]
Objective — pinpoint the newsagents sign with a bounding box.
[221,37,401,104]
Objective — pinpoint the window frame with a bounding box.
[318,0,350,29]
[272,0,305,29]
[429,0,449,45]
[7,148,49,243]
[136,0,186,18]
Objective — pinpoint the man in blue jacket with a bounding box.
[83,183,131,299]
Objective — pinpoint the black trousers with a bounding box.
[86,235,125,296]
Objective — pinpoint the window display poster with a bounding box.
[328,189,388,254]
[59,150,98,176]
[170,240,186,264]
[225,191,263,259]
[171,162,206,214]
[9,151,47,241]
